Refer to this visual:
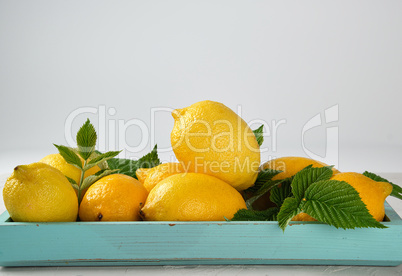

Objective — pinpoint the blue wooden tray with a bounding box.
[0,202,401,267]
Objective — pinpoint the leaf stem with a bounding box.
[77,160,87,204]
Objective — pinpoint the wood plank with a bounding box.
[0,203,401,266]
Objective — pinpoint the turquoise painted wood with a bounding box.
[0,202,401,267]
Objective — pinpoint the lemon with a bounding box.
[141,173,247,221]
[331,172,393,221]
[79,174,148,221]
[261,156,340,180]
[171,100,260,191]
[136,168,152,184]
[291,212,317,222]
[141,162,186,192]
[40,153,101,184]
[3,162,78,222]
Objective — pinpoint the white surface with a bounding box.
[1,0,402,173]
[1,172,402,275]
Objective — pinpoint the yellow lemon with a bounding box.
[79,174,148,221]
[331,172,393,221]
[40,153,101,184]
[292,212,318,222]
[141,173,247,221]
[3,162,78,222]
[136,168,152,184]
[142,162,186,192]
[261,156,340,180]
[171,100,260,191]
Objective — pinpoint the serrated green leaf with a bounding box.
[301,164,313,171]
[230,207,279,221]
[80,169,119,192]
[107,158,135,177]
[362,171,389,183]
[270,177,293,207]
[277,197,302,231]
[252,125,264,147]
[84,150,121,171]
[54,144,82,169]
[363,171,402,200]
[292,166,333,202]
[137,144,161,167]
[76,119,97,160]
[303,180,387,229]
[107,145,161,179]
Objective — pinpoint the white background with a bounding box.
[1,0,402,174]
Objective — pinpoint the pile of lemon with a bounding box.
[2,100,393,223]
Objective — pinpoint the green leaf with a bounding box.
[54,144,82,169]
[245,169,282,193]
[80,169,119,192]
[277,197,302,231]
[136,144,161,167]
[92,150,110,171]
[93,169,110,176]
[292,166,333,202]
[106,158,132,174]
[362,171,390,183]
[71,183,79,191]
[84,150,121,171]
[303,180,387,229]
[243,169,283,209]
[252,125,264,147]
[276,166,333,231]
[363,171,402,200]
[270,177,293,207]
[65,176,77,185]
[230,207,279,221]
[107,145,161,179]
[245,179,283,209]
[76,119,97,160]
